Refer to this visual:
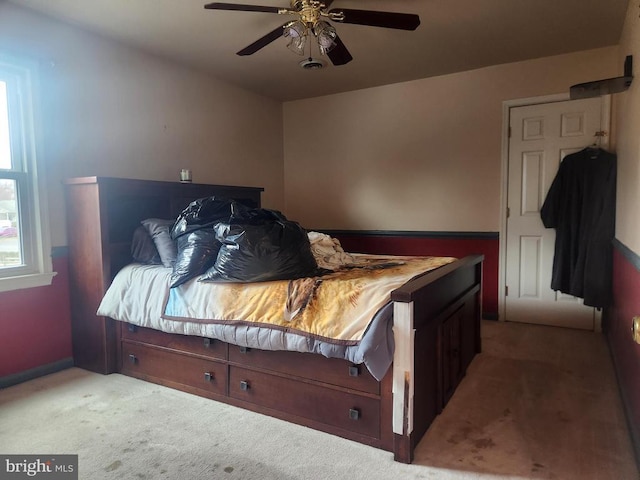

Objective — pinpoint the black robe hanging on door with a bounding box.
[540,147,616,308]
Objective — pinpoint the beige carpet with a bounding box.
[0,321,637,479]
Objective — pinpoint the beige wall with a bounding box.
[614,2,640,254]
[0,3,284,247]
[1,2,631,247]
[283,47,619,232]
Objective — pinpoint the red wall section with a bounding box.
[0,256,72,377]
[331,233,499,319]
[609,243,640,452]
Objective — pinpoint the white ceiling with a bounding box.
[8,0,629,101]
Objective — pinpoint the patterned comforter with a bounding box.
[97,254,455,379]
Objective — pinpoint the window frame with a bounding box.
[0,53,54,293]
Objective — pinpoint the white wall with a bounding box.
[283,47,619,232]
[0,3,284,247]
[614,1,640,254]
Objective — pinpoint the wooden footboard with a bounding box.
[391,254,483,463]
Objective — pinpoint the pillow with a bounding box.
[131,225,162,265]
[141,218,178,268]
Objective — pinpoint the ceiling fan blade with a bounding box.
[329,8,420,30]
[327,35,352,66]
[204,2,280,14]
[237,24,286,56]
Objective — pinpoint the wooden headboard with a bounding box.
[64,176,263,373]
[65,176,263,281]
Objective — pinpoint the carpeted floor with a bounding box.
[0,320,637,479]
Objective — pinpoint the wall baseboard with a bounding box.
[0,358,74,389]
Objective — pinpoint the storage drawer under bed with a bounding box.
[229,345,380,394]
[122,323,228,360]
[118,323,384,442]
[121,342,228,395]
[229,365,381,439]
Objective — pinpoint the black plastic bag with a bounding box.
[170,196,242,287]
[200,208,318,283]
[170,196,241,239]
[170,228,220,288]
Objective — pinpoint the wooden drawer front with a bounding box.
[229,346,379,395]
[121,342,227,395]
[229,366,380,438]
[122,324,227,360]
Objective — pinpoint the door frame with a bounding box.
[498,93,611,329]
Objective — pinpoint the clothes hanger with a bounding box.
[586,131,607,158]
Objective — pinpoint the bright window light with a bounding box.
[0,54,54,291]
[0,81,11,170]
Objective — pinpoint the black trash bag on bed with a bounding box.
[200,208,319,283]
[170,197,248,288]
[170,196,244,239]
[170,228,221,288]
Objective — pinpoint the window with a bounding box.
[0,54,54,292]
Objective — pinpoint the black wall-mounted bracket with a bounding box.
[570,55,633,99]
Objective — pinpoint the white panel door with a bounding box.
[505,98,604,330]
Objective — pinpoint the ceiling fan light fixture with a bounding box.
[284,20,308,55]
[313,21,337,54]
[207,2,421,67]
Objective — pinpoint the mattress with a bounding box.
[97,255,456,380]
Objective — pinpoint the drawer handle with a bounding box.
[128,354,138,364]
[203,338,213,348]
[349,408,360,421]
[127,324,138,333]
[240,380,250,391]
[349,366,360,377]
[239,346,250,354]
[204,372,214,382]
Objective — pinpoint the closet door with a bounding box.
[505,97,604,330]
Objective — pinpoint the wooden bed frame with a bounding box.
[65,176,483,464]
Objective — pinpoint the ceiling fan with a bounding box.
[204,1,420,67]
